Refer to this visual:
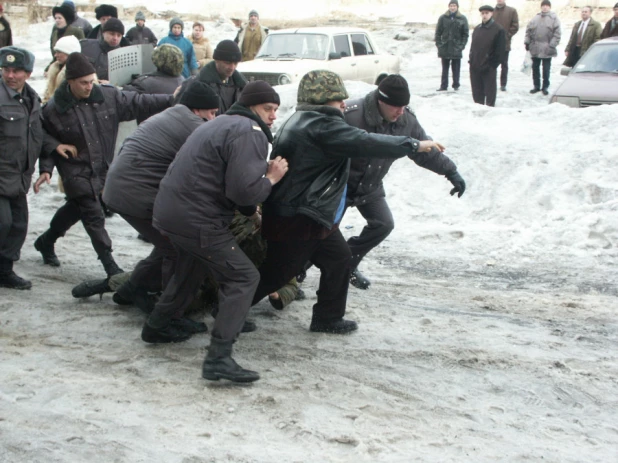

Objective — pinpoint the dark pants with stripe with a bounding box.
[346,197,394,270]
[0,194,28,270]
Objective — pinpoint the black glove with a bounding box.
[446,171,466,198]
[525,43,530,51]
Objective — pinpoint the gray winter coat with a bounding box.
[435,11,469,59]
[103,104,205,218]
[122,72,183,95]
[525,11,561,58]
[344,90,457,207]
[80,37,120,81]
[0,80,55,198]
[71,16,93,37]
[153,103,272,242]
[40,83,172,200]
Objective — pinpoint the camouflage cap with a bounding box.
[297,70,349,105]
[152,44,184,77]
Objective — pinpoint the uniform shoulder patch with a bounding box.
[344,104,359,113]
[252,125,262,131]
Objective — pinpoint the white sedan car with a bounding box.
[237,27,400,86]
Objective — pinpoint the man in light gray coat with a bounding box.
[143,81,288,383]
[524,0,561,95]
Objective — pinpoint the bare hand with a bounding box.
[56,144,78,159]
[250,210,262,230]
[565,51,569,56]
[34,173,51,194]
[266,156,289,185]
[173,85,181,98]
[418,140,445,153]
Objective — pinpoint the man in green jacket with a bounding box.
[563,6,602,67]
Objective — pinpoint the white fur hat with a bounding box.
[53,35,81,55]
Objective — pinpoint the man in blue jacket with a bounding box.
[157,18,198,78]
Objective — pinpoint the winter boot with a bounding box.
[71,278,112,298]
[350,268,371,290]
[202,337,260,383]
[0,270,32,290]
[310,317,358,334]
[211,306,256,333]
[98,250,123,277]
[170,317,208,334]
[141,321,192,343]
[34,230,61,267]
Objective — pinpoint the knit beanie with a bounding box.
[54,35,81,55]
[377,75,410,107]
[541,0,551,7]
[135,11,146,22]
[52,4,76,24]
[65,52,96,80]
[0,46,35,72]
[213,40,242,62]
[95,4,118,20]
[238,80,280,106]
[152,44,184,77]
[179,80,220,110]
[615,2,618,8]
[249,9,259,18]
[61,1,75,10]
[102,18,125,35]
[169,17,184,30]
[449,1,459,6]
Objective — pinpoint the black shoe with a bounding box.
[500,86,507,91]
[542,89,549,96]
[202,337,260,383]
[530,88,541,94]
[453,86,460,91]
[72,278,111,298]
[141,322,192,343]
[98,250,123,277]
[436,87,447,92]
[350,268,371,290]
[112,292,133,305]
[137,234,151,243]
[34,232,60,267]
[0,271,32,290]
[268,295,284,310]
[211,306,256,333]
[310,318,358,334]
[295,287,306,301]
[170,317,208,334]
[296,269,307,283]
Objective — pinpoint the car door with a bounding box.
[327,34,359,81]
[350,33,378,83]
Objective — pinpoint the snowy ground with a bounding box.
[1,13,617,463]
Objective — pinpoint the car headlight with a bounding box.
[551,96,580,107]
[278,74,292,85]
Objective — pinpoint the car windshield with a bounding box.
[573,44,618,73]
[255,33,329,60]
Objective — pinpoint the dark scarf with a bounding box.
[52,81,105,114]
[226,102,273,143]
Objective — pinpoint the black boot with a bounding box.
[211,306,256,333]
[310,317,358,334]
[34,230,61,267]
[202,337,260,383]
[98,250,123,277]
[72,278,112,298]
[0,270,32,290]
[141,321,192,343]
[170,317,208,334]
[350,268,371,290]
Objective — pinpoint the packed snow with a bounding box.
[1,6,617,463]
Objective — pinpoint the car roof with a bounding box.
[593,37,618,45]
[268,27,369,35]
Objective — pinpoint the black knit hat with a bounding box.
[479,5,494,12]
[102,18,125,35]
[448,0,459,6]
[65,52,96,80]
[213,40,242,62]
[52,4,76,24]
[615,2,618,8]
[377,74,410,107]
[0,46,35,72]
[169,17,184,30]
[238,81,280,106]
[179,80,220,110]
[540,0,551,6]
[95,4,118,20]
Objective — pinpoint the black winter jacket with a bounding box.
[125,25,157,45]
[344,90,457,207]
[80,37,121,81]
[469,19,506,70]
[152,103,272,242]
[0,80,55,198]
[435,11,469,59]
[103,104,205,218]
[40,83,172,200]
[263,104,421,229]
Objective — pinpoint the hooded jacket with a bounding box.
[263,104,421,231]
[344,90,457,207]
[435,10,469,59]
[40,83,172,200]
[524,11,562,58]
[157,31,198,78]
[152,103,272,242]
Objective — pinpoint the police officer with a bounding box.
[343,75,465,289]
[0,47,60,289]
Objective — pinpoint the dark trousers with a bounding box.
[120,214,176,293]
[346,197,394,270]
[440,58,461,89]
[148,232,259,342]
[532,57,551,90]
[470,66,498,107]
[0,194,28,266]
[499,50,510,88]
[252,229,352,323]
[49,196,112,256]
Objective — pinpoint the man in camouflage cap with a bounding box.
[251,70,446,334]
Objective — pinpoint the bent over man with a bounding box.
[343,75,465,289]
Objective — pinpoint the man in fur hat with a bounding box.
[80,17,126,82]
